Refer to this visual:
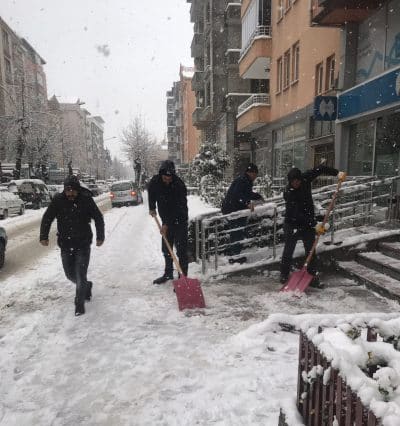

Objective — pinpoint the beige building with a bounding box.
[237,0,341,180]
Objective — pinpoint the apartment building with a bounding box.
[0,16,49,163]
[312,0,400,177]
[188,0,253,177]
[237,0,341,180]
[180,65,201,163]
[166,81,182,164]
[88,116,107,179]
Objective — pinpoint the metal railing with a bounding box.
[189,176,400,274]
[237,93,270,116]
[240,25,272,59]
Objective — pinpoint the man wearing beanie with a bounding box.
[39,175,105,316]
[148,160,189,284]
[221,163,263,264]
[280,164,346,287]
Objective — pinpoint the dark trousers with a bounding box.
[162,222,188,276]
[61,246,91,303]
[226,217,247,256]
[280,224,316,277]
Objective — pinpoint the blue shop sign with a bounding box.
[314,96,338,121]
[338,66,400,120]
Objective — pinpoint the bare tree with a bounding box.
[121,116,159,182]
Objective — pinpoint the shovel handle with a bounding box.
[153,215,184,276]
[304,178,343,267]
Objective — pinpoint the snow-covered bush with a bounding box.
[190,141,230,207]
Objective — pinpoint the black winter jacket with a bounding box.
[40,191,105,248]
[283,165,338,228]
[221,173,262,214]
[148,175,188,225]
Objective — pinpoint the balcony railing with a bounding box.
[240,25,272,60]
[191,33,203,58]
[237,94,270,117]
[192,70,204,91]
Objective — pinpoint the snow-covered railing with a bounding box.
[294,318,400,425]
[189,176,400,274]
[237,94,270,117]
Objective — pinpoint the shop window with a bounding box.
[375,114,400,176]
[315,62,323,95]
[314,144,334,168]
[348,120,375,175]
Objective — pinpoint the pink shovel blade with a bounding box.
[280,267,314,293]
[173,275,206,311]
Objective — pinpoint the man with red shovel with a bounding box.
[148,160,189,284]
[279,165,347,288]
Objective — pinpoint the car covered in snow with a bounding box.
[0,226,7,268]
[109,180,143,207]
[8,179,51,209]
[0,188,25,219]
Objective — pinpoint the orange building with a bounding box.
[179,65,201,163]
[237,0,341,180]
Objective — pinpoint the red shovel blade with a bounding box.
[280,267,314,293]
[173,275,206,311]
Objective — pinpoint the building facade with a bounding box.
[188,0,253,178]
[312,0,400,177]
[237,0,341,181]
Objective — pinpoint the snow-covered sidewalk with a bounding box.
[0,196,397,425]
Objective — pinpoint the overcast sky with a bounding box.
[0,0,193,159]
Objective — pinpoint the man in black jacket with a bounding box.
[148,160,188,284]
[40,175,105,316]
[280,165,346,286]
[221,163,263,264]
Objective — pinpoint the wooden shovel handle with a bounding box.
[153,215,184,276]
[304,178,343,267]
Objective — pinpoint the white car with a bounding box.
[0,188,25,219]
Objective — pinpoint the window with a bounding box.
[326,54,336,91]
[315,62,323,95]
[4,58,12,83]
[2,30,10,55]
[277,57,283,93]
[291,42,300,83]
[285,0,292,12]
[277,0,284,20]
[283,50,290,89]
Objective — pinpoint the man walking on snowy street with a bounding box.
[280,164,346,287]
[39,175,105,316]
[148,160,189,284]
[221,163,263,264]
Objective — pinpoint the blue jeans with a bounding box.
[61,246,91,303]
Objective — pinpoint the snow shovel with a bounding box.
[153,216,206,311]
[280,178,344,293]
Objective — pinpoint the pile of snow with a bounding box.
[257,313,400,425]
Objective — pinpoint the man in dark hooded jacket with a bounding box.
[221,163,263,263]
[280,165,346,286]
[40,175,105,316]
[148,160,189,284]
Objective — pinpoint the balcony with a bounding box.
[236,94,271,132]
[239,26,272,79]
[189,0,203,23]
[311,0,382,26]
[191,32,203,58]
[225,49,240,68]
[192,70,204,91]
[225,2,241,26]
[192,106,213,128]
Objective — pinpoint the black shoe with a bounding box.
[74,298,85,316]
[85,281,93,301]
[153,273,173,285]
[310,276,324,289]
[280,274,289,284]
[228,256,247,265]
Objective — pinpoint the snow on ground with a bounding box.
[0,194,398,425]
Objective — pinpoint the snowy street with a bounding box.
[0,196,398,425]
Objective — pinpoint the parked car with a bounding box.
[9,179,51,209]
[110,180,143,207]
[87,183,101,196]
[47,184,64,199]
[0,188,25,219]
[96,180,109,193]
[0,226,7,268]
